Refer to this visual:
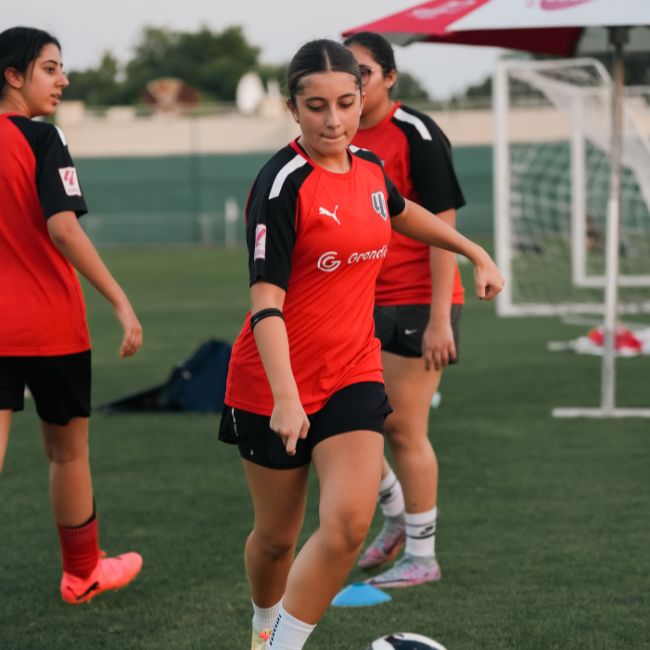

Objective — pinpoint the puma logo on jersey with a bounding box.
[319,205,341,225]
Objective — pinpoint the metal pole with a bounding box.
[494,60,513,316]
[600,27,628,413]
[570,98,587,286]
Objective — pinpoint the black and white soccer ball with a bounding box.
[368,632,448,650]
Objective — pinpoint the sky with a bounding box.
[3,0,505,100]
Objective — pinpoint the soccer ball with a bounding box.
[368,632,448,649]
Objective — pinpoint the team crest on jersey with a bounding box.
[254,224,267,260]
[371,191,388,221]
[58,167,81,197]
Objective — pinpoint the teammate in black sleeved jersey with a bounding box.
[218,39,503,650]
[345,31,469,589]
[1,27,143,604]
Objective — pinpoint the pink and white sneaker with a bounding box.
[358,519,405,570]
[365,554,441,589]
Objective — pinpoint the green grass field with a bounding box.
[2,247,649,650]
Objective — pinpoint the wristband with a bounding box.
[250,308,284,332]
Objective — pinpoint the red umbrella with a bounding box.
[342,0,649,56]
[344,0,650,417]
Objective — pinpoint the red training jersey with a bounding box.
[225,140,406,416]
[0,114,90,356]
[352,102,466,305]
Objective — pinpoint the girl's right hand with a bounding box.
[270,398,310,456]
[473,249,505,301]
[113,300,143,358]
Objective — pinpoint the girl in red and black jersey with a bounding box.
[344,31,467,588]
[0,27,143,604]
[219,39,503,650]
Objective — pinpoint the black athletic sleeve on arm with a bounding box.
[383,168,406,217]
[246,159,301,291]
[403,109,465,215]
[35,125,88,219]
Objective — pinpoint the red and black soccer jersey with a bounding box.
[225,140,406,416]
[0,113,90,356]
[352,102,466,306]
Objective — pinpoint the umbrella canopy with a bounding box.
[342,0,650,55]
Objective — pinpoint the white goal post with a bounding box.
[493,58,650,318]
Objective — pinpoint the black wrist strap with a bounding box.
[250,308,284,332]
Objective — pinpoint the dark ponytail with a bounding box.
[343,31,397,76]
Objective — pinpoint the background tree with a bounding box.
[121,25,260,103]
[395,71,430,101]
[65,53,122,105]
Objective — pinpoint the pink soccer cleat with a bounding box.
[365,554,441,589]
[60,550,143,605]
[358,519,405,570]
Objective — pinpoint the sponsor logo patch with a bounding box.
[539,0,593,9]
[254,224,267,260]
[317,245,388,273]
[58,167,82,197]
[317,251,341,273]
[371,191,388,220]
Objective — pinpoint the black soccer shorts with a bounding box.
[374,304,462,361]
[218,381,392,469]
[0,351,91,425]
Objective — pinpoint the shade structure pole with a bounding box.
[554,27,650,418]
[494,60,512,316]
[600,27,627,413]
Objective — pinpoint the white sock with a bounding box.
[252,598,282,634]
[378,469,405,519]
[267,605,316,650]
[404,506,437,558]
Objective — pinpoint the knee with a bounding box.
[43,437,89,464]
[385,419,431,456]
[323,511,370,555]
[384,420,414,452]
[250,529,296,562]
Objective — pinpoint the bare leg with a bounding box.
[0,410,12,474]
[243,461,310,608]
[382,351,442,513]
[41,417,93,526]
[380,456,391,481]
[282,430,383,623]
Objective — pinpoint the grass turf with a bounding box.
[2,247,649,649]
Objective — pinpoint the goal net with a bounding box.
[493,58,650,317]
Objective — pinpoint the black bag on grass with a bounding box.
[101,339,231,413]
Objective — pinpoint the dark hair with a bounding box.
[0,27,61,95]
[343,31,397,76]
[287,39,361,104]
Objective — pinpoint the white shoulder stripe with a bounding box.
[269,154,308,200]
[393,107,432,141]
[55,125,68,147]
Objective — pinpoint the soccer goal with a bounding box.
[493,58,650,318]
